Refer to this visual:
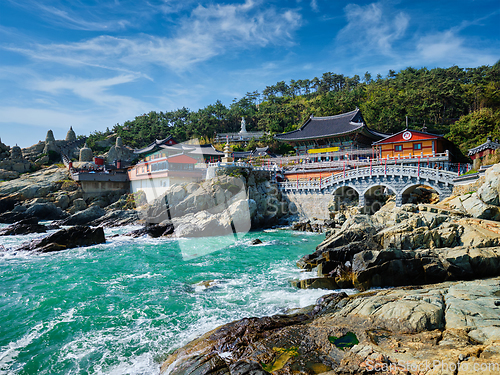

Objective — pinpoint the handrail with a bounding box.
[278,166,457,191]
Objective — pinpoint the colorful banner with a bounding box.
[307,147,340,154]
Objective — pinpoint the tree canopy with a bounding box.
[87,62,500,156]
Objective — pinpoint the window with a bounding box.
[413,143,422,150]
[394,145,403,152]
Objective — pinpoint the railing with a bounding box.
[278,165,457,191]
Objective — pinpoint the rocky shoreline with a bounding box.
[3,163,500,373]
[0,165,290,252]
[157,166,500,374]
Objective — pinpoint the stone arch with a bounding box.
[330,185,360,211]
[362,184,397,213]
[401,182,443,205]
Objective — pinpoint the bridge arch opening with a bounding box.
[363,185,396,214]
[401,184,440,205]
[331,186,359,211]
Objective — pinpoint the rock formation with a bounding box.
[161,277,500,375]
[106,136,134,163]
[65,126,76,142]
[15,225,105,252]
[43,130,59,154]
[141,168,288,237]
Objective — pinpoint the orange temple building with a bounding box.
[372,129,450,160]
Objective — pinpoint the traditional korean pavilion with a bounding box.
[373,128,450,160]
[274,109,387,156]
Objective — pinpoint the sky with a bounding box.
[0,0,499,148]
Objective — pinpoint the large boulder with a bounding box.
[90,209,140,227]
[16,225,105,252]
[126,222,174,238]
[478,163,500,205]
[0,218,47,236]
[59,205,105,225]
[0,166,69,199]
[459,193,500,220]
[25,202,67,220]
[161,278,500,375]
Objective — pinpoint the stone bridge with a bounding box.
[278,165,457,208]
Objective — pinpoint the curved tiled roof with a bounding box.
[133,136,177,154]
[468,138,500,156]
[274,109,385,141]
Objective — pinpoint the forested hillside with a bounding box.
[87,62,500,156]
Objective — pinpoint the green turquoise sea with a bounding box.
[0,226,335,375]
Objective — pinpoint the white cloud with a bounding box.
[337,2,409,55]
[5,0,302,72]
[415,29,498,67]
[6,0,131,31]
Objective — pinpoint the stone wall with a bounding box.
[282,191,333,220]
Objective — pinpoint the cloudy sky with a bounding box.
[1,0,499,147]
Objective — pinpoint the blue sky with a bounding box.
[0,0,499,148]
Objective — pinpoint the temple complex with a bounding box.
[274,109,387,156]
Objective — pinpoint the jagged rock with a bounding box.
[54,194,70,210]
[25,202,66,220]
[478,163,500,206]
[126,222,174,238]
[0,197,16,213]
[71,198,87,212]
[161,278,500,375]
[16,225,105,252]
[317,215,380,252]
[90,209,139,227]
[0,169,19,180]
[59,205,105,225]
[0,166,69,199]
[0,218,47,236]
[290,277,339,290]
[459,193,500,220]
[249,239,263,245]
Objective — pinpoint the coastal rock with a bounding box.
[478,163,500,206]
[25,202,67,220]
[90,209,140,227]
[161,278,500,375]
[71,198,87,212]
[0,169,19,180]
[126,222,174,238]
[0,218,47,236]
[16,225,105,252]
[59,205,105,225]
[144,173,286,236]
[0,165,69,200]
[459,193,500,220]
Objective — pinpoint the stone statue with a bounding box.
[239,117,247,133]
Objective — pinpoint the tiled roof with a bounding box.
[274,109,385,141]
[468,138,500,156]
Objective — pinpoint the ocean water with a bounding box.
[0,226,338,375]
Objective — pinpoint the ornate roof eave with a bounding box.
[468,140,500,156]
[274,123,364,142]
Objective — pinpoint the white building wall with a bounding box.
[130,177,170,203]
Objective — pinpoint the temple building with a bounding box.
[128,153,203,203]
[468,137,500,169]
[274,109,387,156]
[372,129,451,160]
